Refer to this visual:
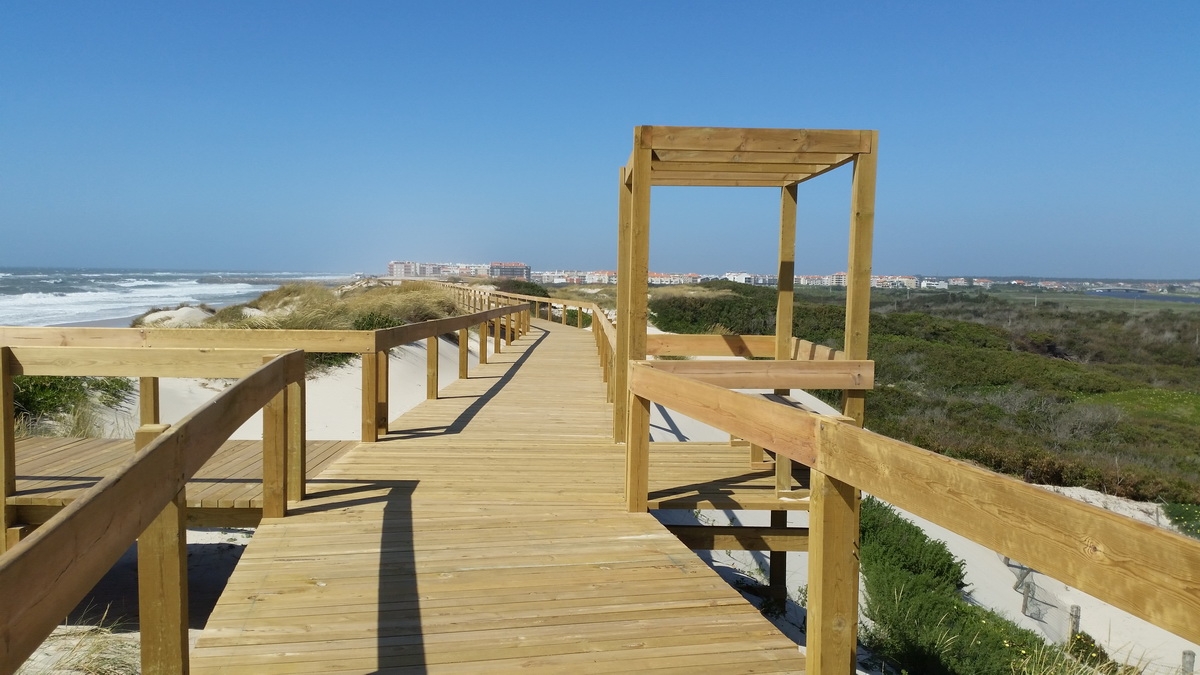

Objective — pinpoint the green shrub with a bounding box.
[12,375,134,436]
[495,278,550,297]
[860,498,1050,674]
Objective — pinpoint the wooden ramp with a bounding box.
[9,436,357,527]
[190,320,805,673]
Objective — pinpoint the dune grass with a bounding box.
[205,281,462,371]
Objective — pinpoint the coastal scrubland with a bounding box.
[650,280,1200,508]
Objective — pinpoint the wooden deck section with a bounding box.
[189,319,805,673]
[9,437,357,526]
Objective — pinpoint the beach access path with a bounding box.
[188,318,805,673]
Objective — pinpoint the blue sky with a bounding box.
[2,2,1196,278]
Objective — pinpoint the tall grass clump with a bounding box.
[204,281,462,371]
[11,376,134,437]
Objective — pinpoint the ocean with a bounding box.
[0,267,353,327]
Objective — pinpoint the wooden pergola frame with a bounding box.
[615,126,878,673]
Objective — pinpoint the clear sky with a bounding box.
[2,2,1197,279]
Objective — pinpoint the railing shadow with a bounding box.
[379,481,424,671]
[384,328,549,441]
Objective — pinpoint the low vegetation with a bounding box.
[12,375,134,438]
[205,280,462,370]
[649,280,1200,508]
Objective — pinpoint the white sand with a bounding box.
[117,333,481,440]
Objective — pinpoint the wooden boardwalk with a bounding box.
[10,437,357,527]
[189,319,805,673]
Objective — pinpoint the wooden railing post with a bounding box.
[458,328,469,379]
[504,313,512,346]
[1,347,17,553]
[576,305,583,329]
[426,336,439,400]
[478,322,488,364]
[139,376,160,425]
[262,356,288,519]
[624,387,650,512]
[360,350,378,443]
[287,359,306,502]
[376,349,389,437]
[560,303,567,325]
[493,316,501,353]
[135,423,187,675]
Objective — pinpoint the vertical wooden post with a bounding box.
[808,136,876,673]
[136,423,188,675]
[458,327,469,379]
[841,132,877,426]
[625,387,650,513]
[360,351,378,443]
[614,166,632,440]
[504,313,512,346]
[576,305,583,328]
[621,129,652,446]
[769,184,799,601]
[426,336,439,400]
[286,359,306,502]
[772,182,798,476]
[478,322,488,364]
[493,317,501,354]
[807,441,860,674]
[376,349,389,437]
[262,356,287,519]
[769,510,788,602]
[560,303,567,325]
[139,376,160,425]
[0,348,16,553]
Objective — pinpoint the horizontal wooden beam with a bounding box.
[652,171,817,185]
[647,334,777,358]
[651,178,798,188]
[819,421,1200,645]
[7,347,288,378]
[645,334,845,360]
[642,359,874,390]
[0,327,377,353]
[628,363,820,466]
[643,127,874,154]
[666,525,810,551]
[652,161,836,174]
[653,149,854,165]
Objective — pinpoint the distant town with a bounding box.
[385,260,1200,295]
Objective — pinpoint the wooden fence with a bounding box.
[0,348,306,673]
[0,301,528,445]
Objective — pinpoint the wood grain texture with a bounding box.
[135,424,189,675]
[0,351,302,672]
[642,359,874,390]
[821,421,1200,644]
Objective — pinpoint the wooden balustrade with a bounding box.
[0,349,306,673]
[625,360,1200,650]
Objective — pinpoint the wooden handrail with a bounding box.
[0,349,305,671]
[625,361,1200,645]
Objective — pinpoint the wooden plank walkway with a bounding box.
[10,436,357,526]
[190,319,805,673]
